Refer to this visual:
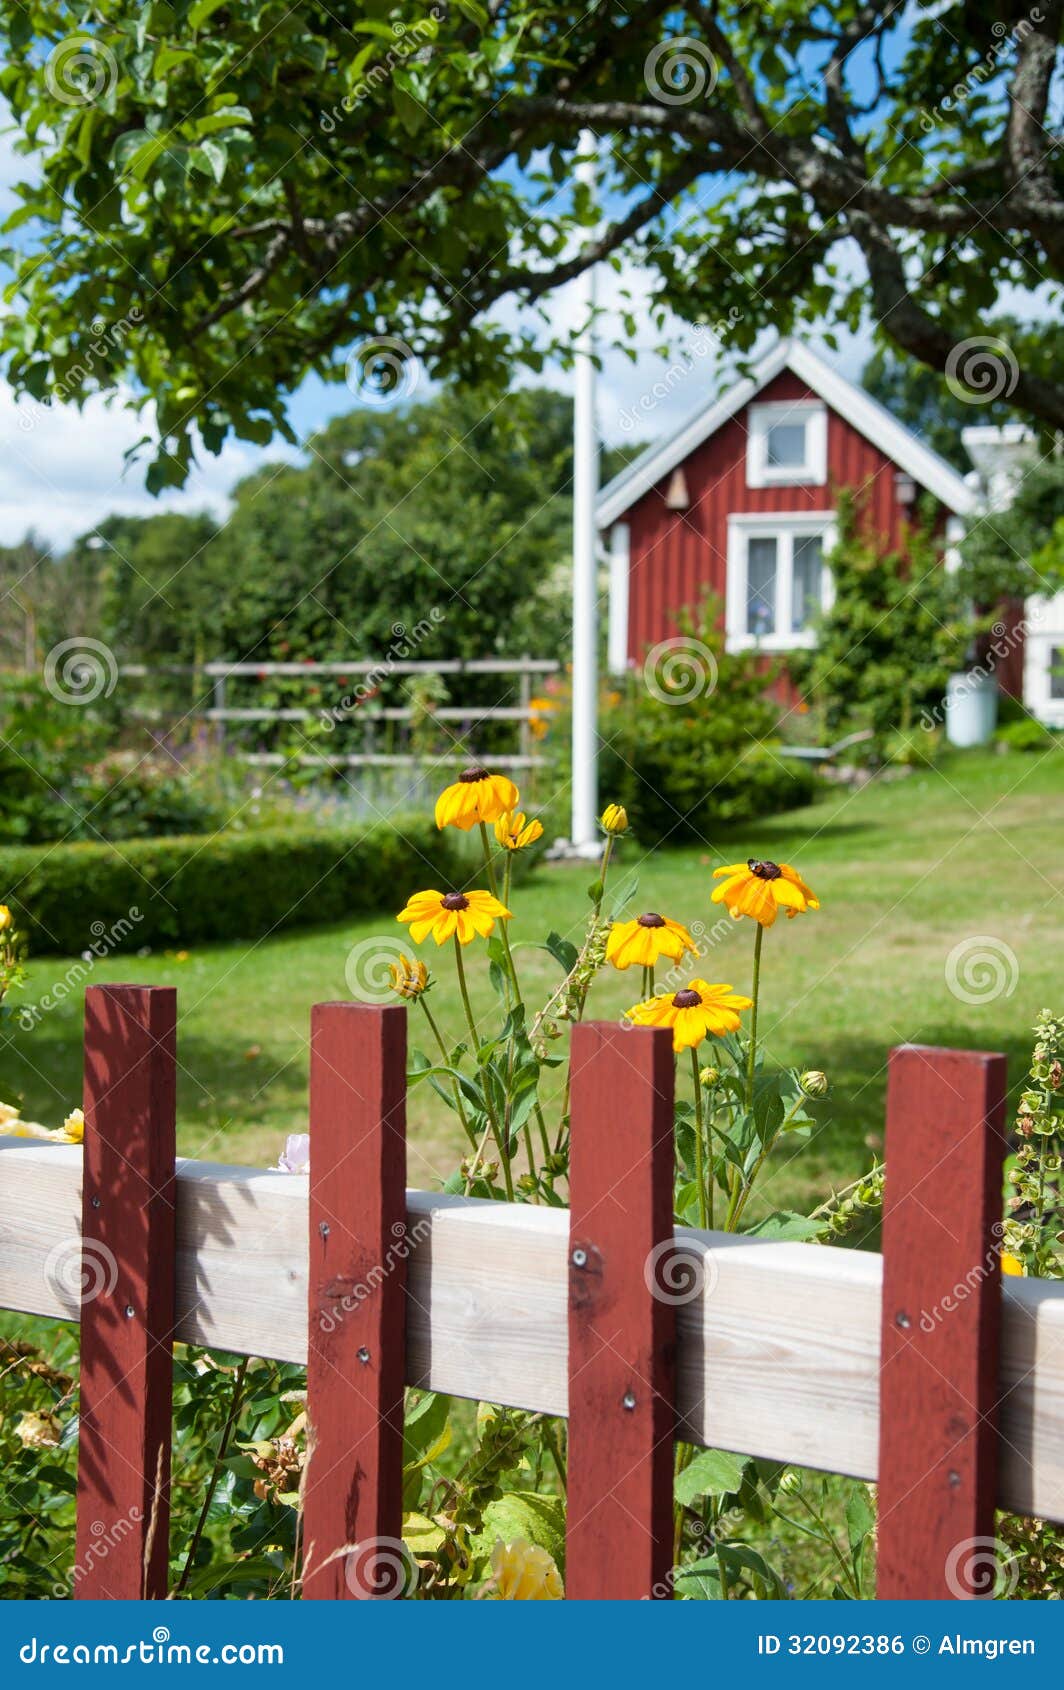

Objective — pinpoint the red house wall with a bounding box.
[624,371,936,663]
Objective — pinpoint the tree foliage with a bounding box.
[20,387,584,667]
[2,2,1062,485]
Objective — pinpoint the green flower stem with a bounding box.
[726,1094,806,1232]
[418,996,477,1150]
[478,820,499,895]
[175,1356,250,1595]
[692,1047,710,1230]
[744,922,764,1113]
[550,828,618,1155]
[454,935,513,1201]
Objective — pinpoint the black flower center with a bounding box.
[672,988,702,1008]
[459,765,490,783]
[748,858,781,880]
[441,892,470,910]
[637,912,666,927]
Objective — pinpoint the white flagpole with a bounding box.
[569,128,600,857]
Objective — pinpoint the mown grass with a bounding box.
[2,746,1059,1216]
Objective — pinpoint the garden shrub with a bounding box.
[0,820,462,954]
[805,495,970,746]
[598,601,816,844]
[0,676,225,844]
[996,718,1057,753]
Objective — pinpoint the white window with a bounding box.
[1023,596,1064,726]
[726,514,836,651]
[746,401,828,488]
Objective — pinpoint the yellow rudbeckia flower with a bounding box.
[435,766,519,831]
[627,979,753,1051]
[397,889,511,946]
[0,904,12,932]
[711,858,820,927]
[494,810,543,851]
[1001,1251,1024,1277]
[606,912,697,971]
[490,1538,563,1600]
[600,804,628,836]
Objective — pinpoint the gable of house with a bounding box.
[599,341,975,672]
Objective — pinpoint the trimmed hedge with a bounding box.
[0,820,463,955]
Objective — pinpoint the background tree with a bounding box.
[861,318,1064,472]
[1,3,1062,486]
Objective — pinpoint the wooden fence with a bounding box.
[2,985,1063,1600]
[120,657,560,771]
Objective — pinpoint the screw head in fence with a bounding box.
[622,1390,637,1412]
[571,1247,588,1268]
[357,1346,370,1365]
[895,1310,911,1329]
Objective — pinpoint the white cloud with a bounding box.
[0,383,284,549]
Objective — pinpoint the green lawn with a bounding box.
[2,747,1060,1215]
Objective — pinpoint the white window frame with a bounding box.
[746,400,828,488]
[726,512,836,653]
[1023,594,1064,727]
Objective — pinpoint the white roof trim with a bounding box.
[596,338,977,526]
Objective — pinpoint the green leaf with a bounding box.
[471,1491,566,1578]
[189,0,232,28]
[403,1391,452,1468]
[845,1486,875,1557]
[190,140,228,183]
[744,1210,823,1242]
[545,930,578,973]
[675,1447,749,1506]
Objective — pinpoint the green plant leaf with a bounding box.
[675,1447,749,1506]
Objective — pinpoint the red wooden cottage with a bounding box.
[597,337,982,680]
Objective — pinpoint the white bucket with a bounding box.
[945,671,998,748]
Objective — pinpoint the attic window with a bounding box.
[746,401,827,488]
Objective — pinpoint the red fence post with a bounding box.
[566,1021,677,1600]
[74,983,177,1600]
[877,1042,1008,1599]
[303,1002,408,1600]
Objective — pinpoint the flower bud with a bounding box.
[699,1066,721,1088]
[800,1069,828,1098]
[600,803,628,836]
[777,1469,801,1495]
[389,955,429,1000]
[0,904,12,933]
